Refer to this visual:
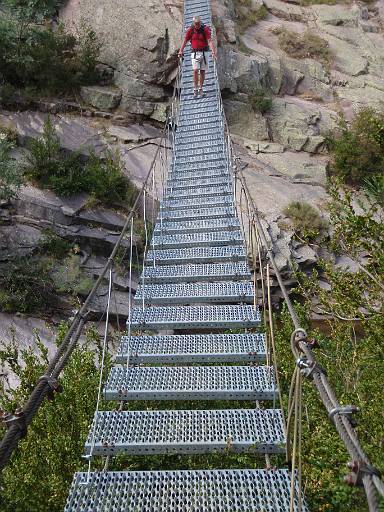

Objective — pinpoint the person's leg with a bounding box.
[193,69,199,92]
[200,70,205,90]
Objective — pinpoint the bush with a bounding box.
[283,201,327,242]
[0,12,100,94]
[247,85,272,114]
[233,0,268,33]
[25,116,137,207]
[0,139,24,201]
[363,174,384,207]
[327,109,384,185]
[277,28,331,65]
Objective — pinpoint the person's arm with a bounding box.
[178,29,191,57]
[205,27,217,60]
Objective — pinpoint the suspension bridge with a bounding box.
[1,0,383,510]
[63,0,307,509]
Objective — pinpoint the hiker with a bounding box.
[178,16,217,98]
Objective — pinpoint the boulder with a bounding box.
[80,85,122,110]
[267,97,337,153]
[263,0,304,21]
[0,224,44,261]
[217,46,269,93]
[312,4,359,27]
[151,102,168,122]
[256,150,328,186]
[239,34,284,95]
[60,0,182,112]
[224,99,270,141]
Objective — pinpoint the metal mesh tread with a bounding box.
[142,262,250,283]
[176,127,222,139]
[166,176,230,191]
[154,218,239,234]
[134,281,254,305]
[116,332,266,363]
[84,408,285,456]
[161,196,233,210]
[66,469,307,512]
[166,185,231,200]
[159,206,236,221]
[146,246,246,264]
[152,230,243,249]
[175,155,226,167]
[104,365,276,401]
[169,169,229,181]
[130,304,260,330]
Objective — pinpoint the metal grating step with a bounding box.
[161,195,233,210]
[154,218,238,235]
[142,262,250,283]
[175,146,225,158]
[176,127,222,139]
[104,365,276,401]
[168,169,229,183]
[146,246,246,264]
[159,206,235,221]
[171,163,227,175]
[66,469,307,512]
[84,408,285,456]
[166,184,230,199]
[130,304,260,330]
[116,332,265,363]
[134,281,254,305]
[151,230,243,249]
[174,155,226,167]
[178,119,222,131]
[165,177,230,192]
[176,137,223,149]
[165,176,231,192]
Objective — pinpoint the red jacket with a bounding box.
[184,25,211,50]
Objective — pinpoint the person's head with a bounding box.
[193,16,201,28]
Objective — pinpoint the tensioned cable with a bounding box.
[84,266,113,484]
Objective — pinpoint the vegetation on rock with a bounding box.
[283,201,327,242]
[247,84,272,114]
[0,231,91,313]
[233,0,268,33]
[0,1,100,96]
[274,28,331,66]
[327,108,384,196]
[0,139,24,201]
[25,116,137,206]
[0,324,108,512]
[279,184,384,511]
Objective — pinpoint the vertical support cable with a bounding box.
[85,266,113,483]
[126,217,134,369]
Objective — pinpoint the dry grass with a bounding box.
[276,28,332,66]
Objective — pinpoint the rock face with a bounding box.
[60,0,182,117]
[80,85,122,110]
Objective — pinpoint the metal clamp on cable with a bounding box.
[329,405,359,427]
[345,460,382,487]
[296,357,327,379]
[38,375,62,401]
[1,409,27,437]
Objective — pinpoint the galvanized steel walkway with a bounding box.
[65,0,307,509]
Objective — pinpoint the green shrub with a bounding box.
[0,139,24,201]
[0,12,100,94]
[277,28,331,65]
[247,85,272,114]
[233,0,268,33]
[283,201,327,242]
[363,174,384,207]
[327,109,384,185]
[38,230,72,259]
[25,116,137,207]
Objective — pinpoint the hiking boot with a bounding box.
[199,88,205,98]
[193,89,198,99]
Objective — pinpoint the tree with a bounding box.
[0,325,109,512]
